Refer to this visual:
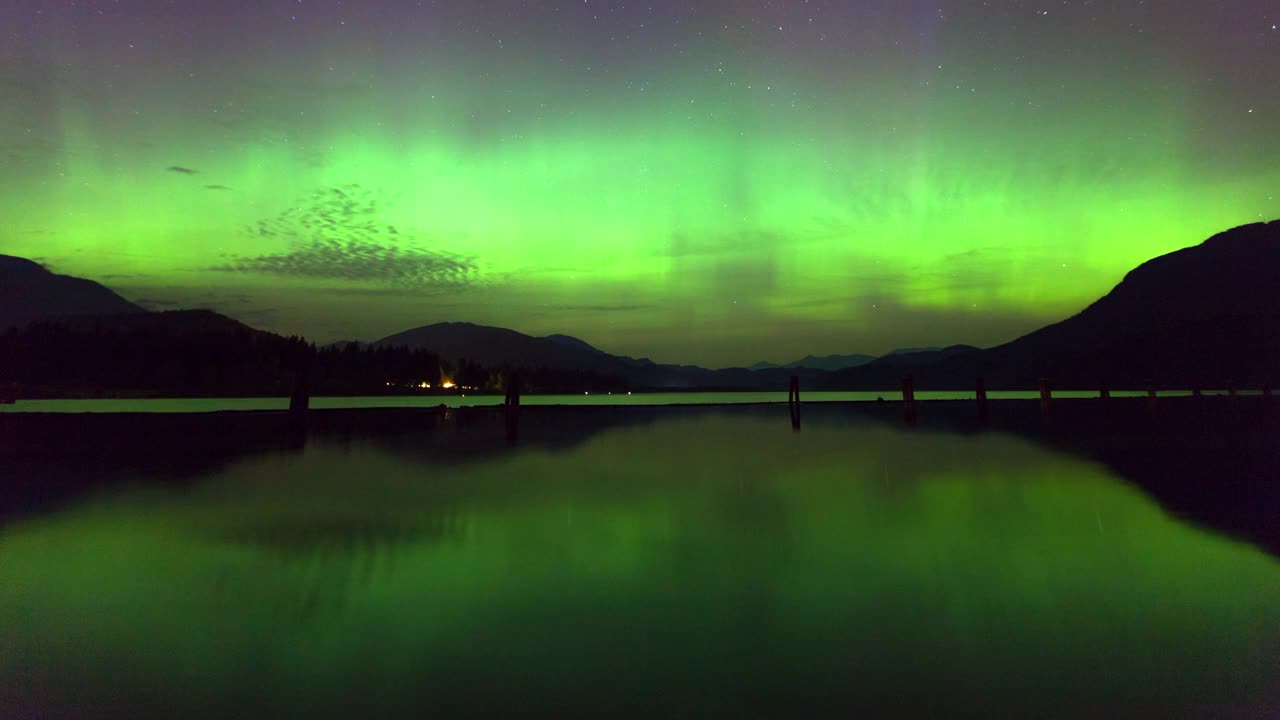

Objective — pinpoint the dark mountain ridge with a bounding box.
[375,322,630,375]
[825,220,1280,389]
[1,255,144,330]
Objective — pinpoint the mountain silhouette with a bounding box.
[865,345,979,369]
[543,333,604,354]
[374,322,632,374]
[45,308,265,337]
[826,220,1280,389]
[883,346,945,357]
[750,347,966,372]
[373,322,827,388]
[1,255,144,330]
[750,354,877,371]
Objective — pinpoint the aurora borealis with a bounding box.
[2,2,1278,366]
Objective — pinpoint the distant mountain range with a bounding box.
[371,322,822,388]
[749,354,877,372]
[1,255,144,331]
[4,220,1277,390]
[748,347,955,372]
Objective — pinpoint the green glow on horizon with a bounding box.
[2,4,1277,365]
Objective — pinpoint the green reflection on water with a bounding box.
[2,411,1278,717]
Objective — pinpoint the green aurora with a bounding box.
[2,2,1278,365]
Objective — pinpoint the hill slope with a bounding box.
[0,255,144,330]
[374,322,630,375]
[826,221,1280,389]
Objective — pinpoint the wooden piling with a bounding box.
[288,369,310,415]
[902,374,918,425]
[504,371,521,444]
[1227,380,1238,398]
[0,383,15,405]
[1098,382,1111,401]
[975,376,989,421]
[504,370,522,408]
[1146,380,1157,403]
[1038,378,1051,414]
[1264,383,1273,398]
[787,375,801,431]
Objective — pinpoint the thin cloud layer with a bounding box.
[212,239,478,288]
[212,184,479,289]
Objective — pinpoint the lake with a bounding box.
[0,389,1235,414]
[2,401,1278,717]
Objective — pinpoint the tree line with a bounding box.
[0,316,626,398]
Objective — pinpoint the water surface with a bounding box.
[2,405,1277,717]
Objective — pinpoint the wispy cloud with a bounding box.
[212,183,482,290]
[205,184,232,191]
[167,166,198,175]
[211,239,478,288]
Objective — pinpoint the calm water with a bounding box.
[2,405,1277,717]
[0,389,1227,413]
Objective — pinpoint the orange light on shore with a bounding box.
[441,381,456,389]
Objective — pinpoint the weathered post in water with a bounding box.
[504,370,521,444]
[0,382,15,405]
[902,374,918,425]
[1146,379,1157,404]
[289,368,311,415]
[504,370,522,408]
[1038,378,1052,415]
[787,375,801,431]
[1264,383,1273,398]
[975,376,989,422]
[1227,380,1238,399]
[1099,382,1111,401]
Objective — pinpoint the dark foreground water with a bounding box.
[2,401,1278,718]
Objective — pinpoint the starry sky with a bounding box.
[2,1,1277,367]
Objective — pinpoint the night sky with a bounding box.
[2,1,1277,367]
